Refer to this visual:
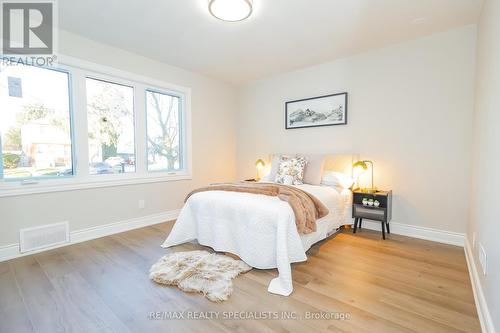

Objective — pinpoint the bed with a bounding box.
[161,154,356,296]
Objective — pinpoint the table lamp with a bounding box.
[255,159,265,181]
[353,160,377,193]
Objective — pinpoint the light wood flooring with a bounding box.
[0,221,481,333]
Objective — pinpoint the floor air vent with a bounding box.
[19,222,70,253]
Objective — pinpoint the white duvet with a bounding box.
[161,184,352,296]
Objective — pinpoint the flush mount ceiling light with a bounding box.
[208,0,253,22]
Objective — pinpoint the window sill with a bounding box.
[0,172,192,198]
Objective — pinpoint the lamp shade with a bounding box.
[352,160,368,171]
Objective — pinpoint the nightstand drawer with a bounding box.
[353,205,386,221]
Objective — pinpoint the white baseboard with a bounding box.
[0,209,180,262]
[2,213,465,261]
[360,220,465,246]
[0,244,20,262]
[464,237,496,333]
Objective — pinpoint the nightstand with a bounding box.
[352,190,392,239]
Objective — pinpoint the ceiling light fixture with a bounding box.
[208,0,253,22]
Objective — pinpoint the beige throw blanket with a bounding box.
[185,182,329,234]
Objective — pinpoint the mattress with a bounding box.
[295,184,353,251]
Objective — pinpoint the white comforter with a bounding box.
[161,184,351,296]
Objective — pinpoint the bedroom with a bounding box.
[0,0,498,332]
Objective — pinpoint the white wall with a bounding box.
[0,25,480,248]
[0,30,237,247]
[468,0,500,330]
[236,26,477,233]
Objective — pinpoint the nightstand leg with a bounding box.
[353,218,358,233]
[386,222,390,234]
[381,221,386,240]
[359,218,363,229]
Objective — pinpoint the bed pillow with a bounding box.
[321,171,355,189]
[275,156,307,185]
[299,154,326,185]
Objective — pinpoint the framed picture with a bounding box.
[285,92,348,129]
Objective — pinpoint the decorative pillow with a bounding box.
[321,171,355,189]
[260,154,291,182]
[282,175,294,185]
[299,154,326,185]
[275,156,307,185]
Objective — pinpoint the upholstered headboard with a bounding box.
[323,154,359,178]
[267,153,359,177]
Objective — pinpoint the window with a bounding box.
[146,90,183,172]
[86,78,135,175]
[0,64,73,180]
[0,60,191,196]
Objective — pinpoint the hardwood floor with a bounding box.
[0,221,480,333]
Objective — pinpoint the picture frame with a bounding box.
[285,92,348,129]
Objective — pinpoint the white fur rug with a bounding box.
[149,250,252,302]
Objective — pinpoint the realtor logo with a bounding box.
[1,1,55,55]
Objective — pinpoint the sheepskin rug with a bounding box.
[149,250,252,302]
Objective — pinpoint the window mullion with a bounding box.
[72,68,90,179]
[134,84,147,174]
[184,90,192,176]
[0,134,4,180]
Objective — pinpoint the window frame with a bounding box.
[0,55,192,197]
[0,64,76,182]
[85,75,137,176]
[145,88,186,173]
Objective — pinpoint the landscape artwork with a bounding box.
[285,92,348,129]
